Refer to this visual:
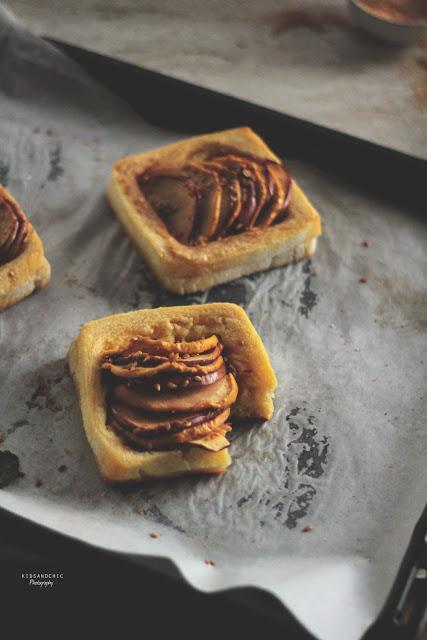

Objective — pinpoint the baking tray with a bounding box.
[0,27,426,639]
[42,43,427,638]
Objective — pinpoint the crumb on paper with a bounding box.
[302,525,313,533]
[57,464,67,473]
[362,240,369,248]
[133,504,145,515]
[204,559,216,566]
[35,479,43,487]
[359,277,368,284]
[150,532,160,539]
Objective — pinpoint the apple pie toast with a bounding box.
[68,303,277,484]
[107,127,321,294]
[0,185,51,311]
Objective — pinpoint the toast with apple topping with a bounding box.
[107,127,321,293]
[68,303,277,484]
[0,185,50,311]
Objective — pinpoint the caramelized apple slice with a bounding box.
[104,354,224,379]
[201,161,242,237]
[186,425,231,451]
[110,343,222,369]
[140,170,198,244]
[112,408,230,449]
[114,373,238,414]
[131,365,227,392]
[186,163,222,243]
[111,402,226,434]
[0,203,18,251]
[258,161,291,226]
[118,334,219,357]
[212,156,258,231]
[216,154,269,229]
[7,217,28,260]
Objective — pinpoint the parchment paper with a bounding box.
[0,7,426,639]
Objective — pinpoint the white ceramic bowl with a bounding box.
[348,0,427,45]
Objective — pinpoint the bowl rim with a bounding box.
[349,0,427,28]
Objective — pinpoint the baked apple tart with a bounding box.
[68,303,277,484]
[0,185,50,311]
[107,127,321,294]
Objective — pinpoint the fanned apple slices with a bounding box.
[0,193,29,265]
[102,334,238,452]
[137,152,292,245]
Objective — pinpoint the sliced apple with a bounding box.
[186,425,231,451]
[212,155,262,231]
[201,161,243,237]
[117,334,219,357]
[103,354,225,379]
[111,401,225,433]
[131,365,227,392]
[258,161,291,226]
[114,372,238,414]
[7,217,28,260]
[0,203,18,251]
[185,163,222,243]
[272,165,292,224]
[140,170,198,244]
[216,154,269,229]
[112,408,230,450]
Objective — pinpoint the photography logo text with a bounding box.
[21,573,64,588]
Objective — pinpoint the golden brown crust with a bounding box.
[68,303,277,484]
[107,127,322,294]
[0,186,51,312]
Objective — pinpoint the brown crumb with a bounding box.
[35,479,43,487]
[204,559,216,566]
[64,448,72,455]
[133,504,145,515]
[57,464,67,473]
[150,532,160,539]
[362,240,369,248]
[46,128,53,136]
[154,383,161,392]
[302,525,313,533]
[359,277,368,284]
[33,127,41,134]
[8,270,15,278]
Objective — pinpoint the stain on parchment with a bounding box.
[0,158,9,186]
[4,363,69,441]
[144,504,186,534]
[206,281,248,306]
[236,406,329,529]
[26,375,64,413]
[47,143,64,182]
[0,450,22,488]
[299,259,318,319]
